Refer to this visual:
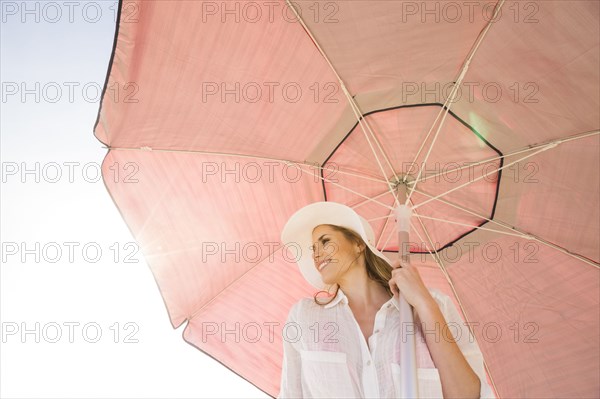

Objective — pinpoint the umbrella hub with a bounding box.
[391,175,416,192]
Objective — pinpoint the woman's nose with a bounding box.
[312,247,322,262]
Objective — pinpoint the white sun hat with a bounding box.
[280,201,393,290]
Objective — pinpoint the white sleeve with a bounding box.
[431,289,496,399]
[277,302,303,399]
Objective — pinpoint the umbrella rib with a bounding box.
[368,213,531,239]
[405,0,506,206]
[412,141,559,211]
[283,0,401,206]
[412,188,600,269]
[104,145,390,185]
[351,189,393,210]
[106,145,313,163]
[374,196,442,270]
[364,183,530,238]
[415,129,600,184]
[187,243,286,321]
[379,223,435,269]
[376,208,394,249]
[340,176,599,269]
[322,165,390,185]
[379,219,395,252]
[409,209,501,398]
[294,163,395,211]
[375,194,400,249]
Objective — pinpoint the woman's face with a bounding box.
[311,224,363,285]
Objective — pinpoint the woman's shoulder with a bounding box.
[284,297,313,321]
[285,295,330,323]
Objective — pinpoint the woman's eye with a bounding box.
[310,239,330,252]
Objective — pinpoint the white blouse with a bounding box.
[278,287,495,398]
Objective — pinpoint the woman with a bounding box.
[278,201,494,399]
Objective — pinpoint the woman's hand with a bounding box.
[388,258,435,311]
[390,258,482,398]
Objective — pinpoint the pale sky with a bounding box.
[1,1,269,397]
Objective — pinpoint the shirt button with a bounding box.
[366,360,372,366]
[374,329,379,334]
[386,303,391,308]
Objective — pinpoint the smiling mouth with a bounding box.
[317,259,332,271]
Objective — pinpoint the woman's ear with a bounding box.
[356,241,366,254]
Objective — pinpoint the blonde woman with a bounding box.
[278,201,494,399]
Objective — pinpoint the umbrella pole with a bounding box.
[396,184,411,264]
[394,183,419,398]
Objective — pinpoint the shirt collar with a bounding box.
[324,286,400,312]
[323,287,348,308]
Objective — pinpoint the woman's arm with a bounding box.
[414,296,481,399]
[389,260,481,398]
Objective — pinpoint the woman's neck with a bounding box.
[339,275,390,311]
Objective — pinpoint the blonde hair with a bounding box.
[313,224,393,306]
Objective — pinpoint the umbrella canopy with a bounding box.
[93,1,599,397]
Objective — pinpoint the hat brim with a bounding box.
[281,201,393,290]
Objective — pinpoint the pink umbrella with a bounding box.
[94,1,599,397]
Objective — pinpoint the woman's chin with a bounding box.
[321,275,338,286]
